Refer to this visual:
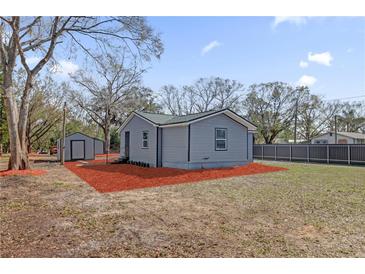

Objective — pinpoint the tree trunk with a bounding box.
[0,93,3,157]
[3,78,30,169]
[1,18,30,170]
[27,140,32,154]
[18,79,33,153]
[4,87,30,169]
[104,124,111,154]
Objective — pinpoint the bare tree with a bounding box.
[297,92,341,141]
[194,77,243,112]
[0,16,163,169]
[26,77,65,152]
[192,78,218,112]
[159,85,193,115]
[0,67,6,155]
[210,78,243,110]
[70,54,144,153]
[244,82,299,144]
[159,77,244,115]
[120,86,162,119]
[337,101,365,132]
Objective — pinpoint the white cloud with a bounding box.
[201,40,221,56]
[308,51,333,66]
[346,48,353,53]
[51,60,79,77]
[272,17,307,28]
[299,60,309,68]
[297,75,317,87]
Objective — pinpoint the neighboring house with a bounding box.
[311,131,365,144]
[119,109,257,169]
[274,138,307,144]
[57,132,104,161]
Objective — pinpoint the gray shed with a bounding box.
[57,132,105,161]
[119,109,257,169]
[94,138,104,154]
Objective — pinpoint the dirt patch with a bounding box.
[65,162,287,192]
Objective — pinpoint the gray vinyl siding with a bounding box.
[94,139,104,154]
[190,113,248,163]
[161,126,188,167]
[120,115,157,167]
[57,132,95,161]
[157,127,163,167]
[248,132,254,162]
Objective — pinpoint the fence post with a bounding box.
[275,145,277,160]
[307,145,310,162]
[348,145,351,165]
[327,145,329,164]
[262,145,264,160]
[289,145,292,162]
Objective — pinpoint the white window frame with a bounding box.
[215,128,227,151]
[142,130,149,148]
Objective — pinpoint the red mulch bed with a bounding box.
[65,161,287,193]
[0,169,47,177]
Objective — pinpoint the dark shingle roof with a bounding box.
[134,111,173,125]
[135,109,224,126]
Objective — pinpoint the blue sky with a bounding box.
[142,16,365,100]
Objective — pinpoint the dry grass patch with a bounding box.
[1,161,364,257]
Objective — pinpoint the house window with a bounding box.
[142,131,149,148]
[215,128,227,151]
[315,139,328,144]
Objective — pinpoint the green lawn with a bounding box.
[1,161,364,257]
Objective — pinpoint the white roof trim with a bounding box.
[159,123,189,128]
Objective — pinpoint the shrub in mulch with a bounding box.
[65,161,287,193]
[0,169,47,177]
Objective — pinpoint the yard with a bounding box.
[0,158,364,257]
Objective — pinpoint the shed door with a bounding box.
[71,140,85,160]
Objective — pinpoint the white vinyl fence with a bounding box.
[253,144,365,165]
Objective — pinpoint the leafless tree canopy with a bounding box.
[70,54,160,153]
[159,77,244,115]
[336,101,365,132]
[297,91,341,141]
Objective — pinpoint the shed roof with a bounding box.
[57,132,104,142]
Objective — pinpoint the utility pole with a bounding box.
[293,99,298,144]
[334,115,338,144]
[60,102,67,165]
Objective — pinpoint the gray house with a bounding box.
[57,132,104,161]
[119,109,257,169]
